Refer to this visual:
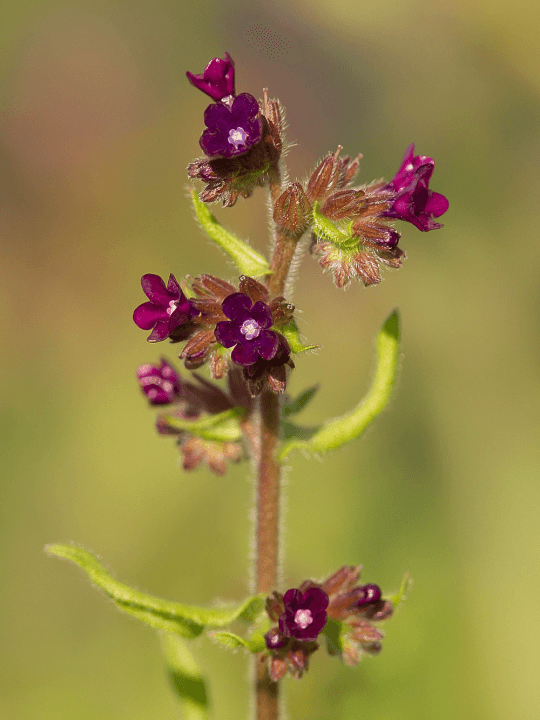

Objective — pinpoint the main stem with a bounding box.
[253,166,299,720]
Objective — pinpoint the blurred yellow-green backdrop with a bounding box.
[2,0,539,718]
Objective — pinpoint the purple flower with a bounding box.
[136,358,181,405]
[356,584,382,607]
[278,587,329,641]
[385,144,449,231]
[200,93,262,159]
[186,53,235,102]
[133,273,199,342]
[214,293,279,367]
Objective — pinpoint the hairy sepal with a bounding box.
[281,319,320,354]
[311,201,357,248]
[209,630,266,653]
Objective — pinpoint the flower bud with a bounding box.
[273,182,312,232]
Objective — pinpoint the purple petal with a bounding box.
[200,129,229,157]
[147,320,171,342]
[215,320,243,348]
[186,54,235,101]
[283,588,303,610]
[253,330,279,360]
[231,342,259,366]
[133,302,168,330]
[302,587,329,613]
[250,301,273,329]
[141,274,172,305]
[222,293,253,320]
[425,191,449,217]
[204,102,231,129]
[167,273,181,296]
[231,93,259,120]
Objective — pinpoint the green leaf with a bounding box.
[46,544,265,638]
[282,385,319,417]
[311,202,357,247]
[161,633,209,720]
[158,407,244,442]
[281,319,320,354]
[390,572,411,608]
[279,310,400,459]
[191,189,271,277]
[210,630,266,653]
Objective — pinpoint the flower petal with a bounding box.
[215,320,243,348]
[204,102,231,129]
[222,292,253,320]
[133,302,167,330]
[231,342,259,366]
[253,330,279,360]
[141,274,171,305]
[147,319,171,342]
[231,92,259,120]
[250,301,273,329]
[426,191,449,217]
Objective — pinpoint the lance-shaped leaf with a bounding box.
[281,319,320,354]
[209,630,266,653]
[158,407,244,442]
[279,310,400,459]
[46,544,265,638]
[311,202,357,248]
[162,633,209,720]
[282,385,319,417]
[191,189,271,277]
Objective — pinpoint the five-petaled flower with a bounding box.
[214,292,280,367]
[279,586,329,641]
[200,93,262,159]
[136,358,181,405]
[385,144,449,231]
[133,274,199,342]
[186,53,235,101]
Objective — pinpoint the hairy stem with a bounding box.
[251,160,305,720]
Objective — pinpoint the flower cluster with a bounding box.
[134,274,295,397]
[136,359,251,475]
[263,566,392,680]
[187,54,284,206]
[300,144,448,288]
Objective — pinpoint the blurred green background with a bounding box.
[1,0,539,718]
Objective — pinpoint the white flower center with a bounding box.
[405,163,414,172]
[166,300,178,316]
[228,126,248,149]
[240,318,261,340]
[294,609,313,630]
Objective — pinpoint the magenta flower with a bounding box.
[186,53,235,102]
[355,584,382,607]
[133,274,199,342]
[200,93,262,159]
[385,144,449,231]
[136,359,181,405]
[214,292,280,367]
[278,587,329,641]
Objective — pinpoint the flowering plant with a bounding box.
[47,53,447,719]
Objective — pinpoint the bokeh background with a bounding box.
[2,0,539,718]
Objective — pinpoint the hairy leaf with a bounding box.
[279,310,400,458]
[46,544,265,637]
[311,202,357,247]
[390,572,411,608]
[282,385,319,417]
[281,319,320,354]
[158,407,244,442]
[210,630,266,653]
[191,189,271,277]
[161,633,209,720]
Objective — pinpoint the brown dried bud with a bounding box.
[352,252,381,286]
[322,189,365,220]
[268,296,295,326]
[238,275,269,304]
[268,655,288,682]
[322,565,362,597]
[180,436,243,476]
[191,274,237,300]
[266,591,285,622]
[306,148,342,201]
[180,329,215,368]
[210,352,228,380]
[348,621,384,644]
[273,182,312,232]
[262,91,285,159]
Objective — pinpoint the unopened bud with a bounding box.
[352,252,381,286]
[273,182,312,232]
[322,189,365,220]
